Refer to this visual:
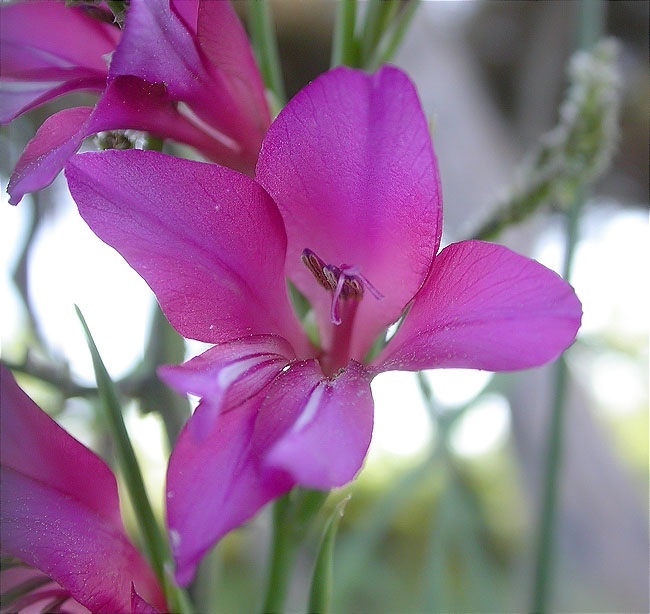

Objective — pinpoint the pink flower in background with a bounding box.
[65,66,582,584]
[0,2,118,122]
[2,0,270,204]
[0,366,165,613]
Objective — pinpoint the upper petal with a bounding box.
[0,367,164,612]
[171,0,199,32]
[195,0,271,154]
[0,73,106,125]
[253,360,374,490]
[0,3,117,75]
[256,66,442,360]
[65,150,308,352]
[110,0,203,95]
[374,241,582,372]
[166,394,294,586]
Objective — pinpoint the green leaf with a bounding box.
[331,0,359,68]
[248,0,286,106]
[75,306,191,613]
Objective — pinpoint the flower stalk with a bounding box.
[531,2,608,612]
[262,489,330,613]
[471,36,620,242]
[308,496,351,614]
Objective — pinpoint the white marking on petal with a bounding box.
[169,529,181,548]
[292,384,325,433]
[217,356,266,390]
[177,102,241,152]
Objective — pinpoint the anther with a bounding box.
[301,248,383,325]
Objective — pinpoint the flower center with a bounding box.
[301,248,383,325]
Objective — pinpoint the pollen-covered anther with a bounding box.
[301,248,383,325]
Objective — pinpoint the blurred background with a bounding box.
[1,1,648,613]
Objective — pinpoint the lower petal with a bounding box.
[159,335,296,442]
[166,395,294,587]
[375,240,582,373]
[0,566,89,614]
[0,75,105,124]
[7,106,93,204]
[254,360,374,490]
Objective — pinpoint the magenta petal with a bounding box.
[110,0,269,166]
[7,107,93,205]
[0,2,116,122]
[89,76,251,165]
[131,585,160,614]
[196,0,271,155]
[375,241,582,372]
[110,0,205,98]
[8,74,250,204]
[159,335,295,441]
[0,567,89,614]
[8,69,266,204]
[0,367,164,612]
[66,150,308,352]
[167,395,294,586]
[256,66,442,360]
[171,0,199,32]
[111,0,268,171]
[0,3,117,75]
[0,73,106,125]
[254,360,374,489]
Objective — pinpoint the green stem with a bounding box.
[262,489,329,613]
[531,355,569,613]
[359,0,387,66]
[367,0,420,71]
[262,496,301,613]
[248,0,286,106]
[308,496,350,614]
[331,0,358,68]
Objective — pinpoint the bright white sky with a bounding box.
[1,177,648,464]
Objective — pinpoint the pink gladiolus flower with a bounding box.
[2,0,270,204]
[0,367,166,613]
[65,66,582,585]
